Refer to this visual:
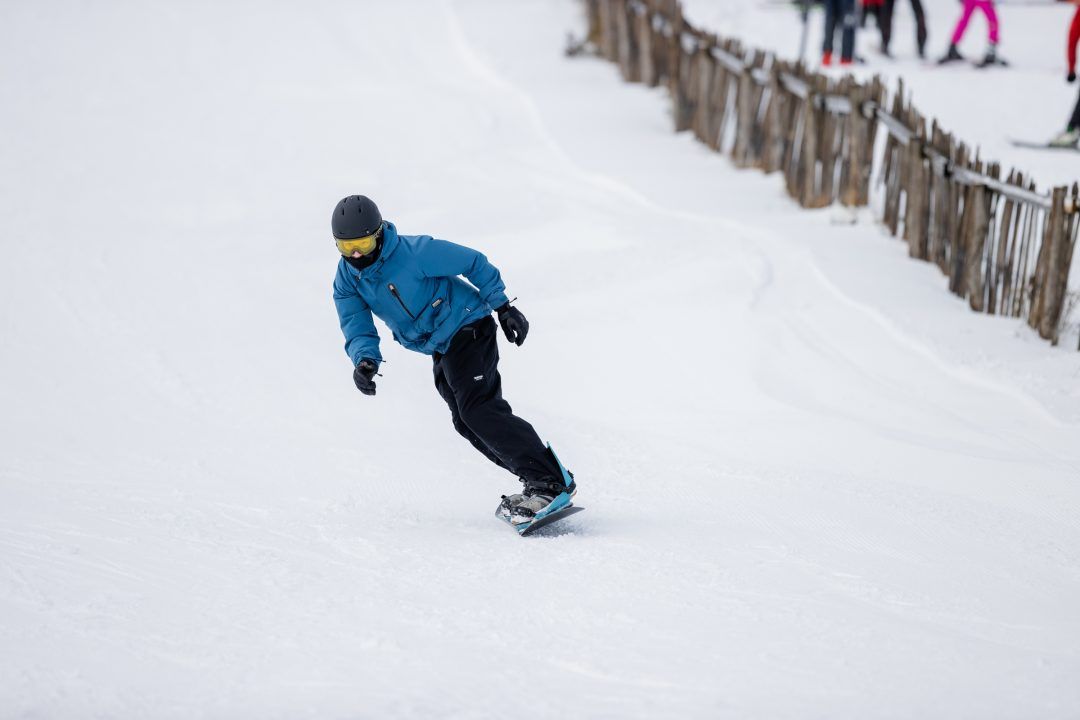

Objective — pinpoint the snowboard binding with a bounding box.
[496,444,583,536]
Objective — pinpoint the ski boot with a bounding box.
[976,44,1008,68]
[937,44,963,65]
[1049,128,1080,149]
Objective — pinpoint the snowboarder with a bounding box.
[939,0,1006,67]
[1049,3,1080,148]
[330,195,577,526]
[823,0,858,66]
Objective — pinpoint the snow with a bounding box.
[1,0,1079,718]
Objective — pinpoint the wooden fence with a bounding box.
[577,0,1080,348]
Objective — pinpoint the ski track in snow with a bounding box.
[1,1,1080,718]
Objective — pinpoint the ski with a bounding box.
[1008,139,1080,152]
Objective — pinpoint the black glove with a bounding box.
[1069,72,1077,84]
[496,303,529,346]
[353,358,379,396]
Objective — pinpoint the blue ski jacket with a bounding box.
[332,222,510,365]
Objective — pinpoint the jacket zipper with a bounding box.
[387,283,416,320]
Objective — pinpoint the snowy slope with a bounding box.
[2,1,1080,718]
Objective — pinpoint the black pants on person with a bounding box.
[881,0,927,55]
[861,2,884,31]
[1070,87,1080,131]
[823,0,857,61]
[432,315,561,487]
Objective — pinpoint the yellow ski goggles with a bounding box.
[335,225,383,256]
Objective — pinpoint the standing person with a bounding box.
[881,0,928,59]
[860,0,887,55]
[330,196,577,526]
[939,0,1007,67]
[823,0,858,65]
[1050,3,1080,147]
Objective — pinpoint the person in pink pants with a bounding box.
[938,0,1007,67]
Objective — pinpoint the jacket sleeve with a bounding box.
[1070,8,1080,75]
[416,238,510,309]
[333,268,382,366]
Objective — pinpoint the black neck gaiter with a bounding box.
[343,233,385,272]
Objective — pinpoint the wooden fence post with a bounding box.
[636,2,656,86]
[783,67,806,201]
[585,0,602,46]
[747,52,769,169]
[665,5,682,104]
[841,82,870,207]
[980,163,1002,314]
[1031,187,1073,341]
[599,0,619,61]
[963,179,991,311]
[798,85,819,208]
[903,131,929,259]
[761,64,788,174]
[881,83,907,235]
[669,20,698,132]
[926,123,948,269]
[992,171,1018,316]
[809,75,834,208]
[613,0,632,80]
[816,77,844,204]
[704,42,733,151]
[731,54,756,167]
[951,158,983,298]
[691,40,716,144]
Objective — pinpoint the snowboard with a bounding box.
[499,504,586,536]
[1009,139,1080,152]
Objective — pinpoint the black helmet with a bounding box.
[332,195,383,239]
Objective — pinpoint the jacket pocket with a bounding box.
[387,283,416,320]
[416,297,453,337]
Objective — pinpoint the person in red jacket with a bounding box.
[1051,4,1080,147]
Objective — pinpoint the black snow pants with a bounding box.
[1070,86,1080,132]
[432,316,560,486]
[882,0,928,55]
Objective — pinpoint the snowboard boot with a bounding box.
[494,444,578,525]
[937,44,963,65]
[1049,128,1080,148]
[497,477,577,525]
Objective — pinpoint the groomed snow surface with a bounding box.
[2,1,1079,718]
